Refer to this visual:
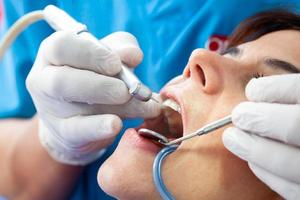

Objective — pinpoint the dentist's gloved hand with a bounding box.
[223,74,300,200]
[26,31,160,166]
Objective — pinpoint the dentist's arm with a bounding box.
[0,117,82,200]
[223,74,300,200]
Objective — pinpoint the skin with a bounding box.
[0,117,83,200]
[98,30,300,200]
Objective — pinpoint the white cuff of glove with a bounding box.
[38,122,106,166]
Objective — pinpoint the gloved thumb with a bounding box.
[60,114,122,146]
[120,92,162,119]
[100,31,143,68]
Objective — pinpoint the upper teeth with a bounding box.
[161,98,183,136]
[162,99,181,114]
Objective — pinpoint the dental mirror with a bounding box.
[138,128,169,144]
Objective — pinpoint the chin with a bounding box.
[98,158,137,200]
[98,153,146,200]
[97,128,162,200]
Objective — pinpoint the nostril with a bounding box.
[196,64,206,86]
[183,65,191,78]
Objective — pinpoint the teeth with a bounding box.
[161,98,183,136]
[161,99,181,114]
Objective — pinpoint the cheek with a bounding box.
[184,96,213,132]
[224,65,252,95]
[221,84,247,111]
[183,89,246,134]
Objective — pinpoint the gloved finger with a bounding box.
[232,101,300,146]
[35,91,161,119]
[85,136,116,153]
[39,65,131,105]
[58,114,122,145]
[41,31,122,75]
[223,127,300,184]
[246,74,300,104]
[100,31,143,68]
[249,163,300,200]
[92,92,162,119]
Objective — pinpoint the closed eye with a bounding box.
[222,46,241,56]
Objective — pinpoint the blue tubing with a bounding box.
[153,145,178,200]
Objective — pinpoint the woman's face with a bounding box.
[98,30,300,200]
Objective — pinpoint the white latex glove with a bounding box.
[222,74,300,200]
[26,31,161,166]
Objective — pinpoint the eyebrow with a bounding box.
[263,58,300,73]
[224,46,300,74]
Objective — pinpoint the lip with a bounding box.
[120,128,162,154]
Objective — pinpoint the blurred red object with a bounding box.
[205,35,229,54]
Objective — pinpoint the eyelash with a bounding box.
[252,72,265,79]
[222,47,240,55]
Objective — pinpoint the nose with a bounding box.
[183,48,224,94]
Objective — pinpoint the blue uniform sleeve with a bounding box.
[0,0,55,118]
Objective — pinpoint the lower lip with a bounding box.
[120,128,162,154]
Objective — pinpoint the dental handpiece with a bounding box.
[81,31,159,102]
[43,5,157,102]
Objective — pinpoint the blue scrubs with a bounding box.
[1,0,299,199]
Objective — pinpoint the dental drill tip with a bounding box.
[151,96,159,103]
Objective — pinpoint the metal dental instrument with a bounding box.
[77,30,159,103]
[138,115,232,146]
[138,128,169,144]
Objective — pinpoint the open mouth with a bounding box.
[137,96,184,146]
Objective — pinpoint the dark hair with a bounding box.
[228,9,300,48]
